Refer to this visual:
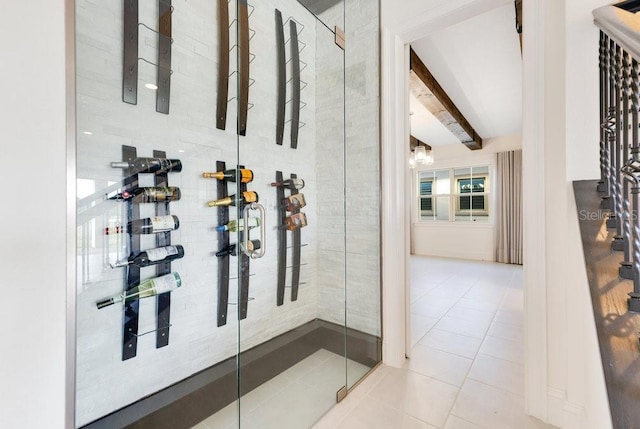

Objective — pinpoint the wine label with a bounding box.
[146,245,178,262]
[153,273,180,293]
[285,212,308,230]
[283,193,306,210]
[150,215,176,232]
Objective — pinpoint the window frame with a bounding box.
[415,166,491,223]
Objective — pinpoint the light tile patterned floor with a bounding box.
[192,350,370,429]
[313,256,558,429]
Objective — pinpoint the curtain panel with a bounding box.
[496,150,523,264]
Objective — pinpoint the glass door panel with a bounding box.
[344,0,382,389]
[74,1,241,427]
[235,0,347,427]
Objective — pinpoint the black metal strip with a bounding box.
[216,0,230,130]
[290,21,301,149]
[122,145,140,360]
[157,0,172,114]
[275,171,287,305]
[237,0,250,136]
[290,173,301,301]
[238,165,250,319]
[123,0,139,105]
[153,150,172,348]
[217,161,231,327]
[275,10,286,145]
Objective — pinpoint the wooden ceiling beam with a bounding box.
[410,135,432,151]
[409,48,483,150]
[515,0,522,53]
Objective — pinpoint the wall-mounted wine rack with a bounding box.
[215,161,231,326]
[123,0,174,114]
[113,145,182,360]
[206,163,262,325]
[216,0,257,135]
[274,171,307,305]
[275,13,308,148]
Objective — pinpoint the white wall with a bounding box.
[410,134,521,261]
[524,0,612,427]
[383,0,614,427]
[0,1,69,428]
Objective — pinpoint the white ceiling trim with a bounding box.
[383,0,513,43]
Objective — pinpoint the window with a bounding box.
[418,166,490,222]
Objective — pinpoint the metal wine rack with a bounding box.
[114,145,182,360]
[123,0,174,114]
[274,171,306,305]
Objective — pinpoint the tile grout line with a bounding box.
[427,265,518,428]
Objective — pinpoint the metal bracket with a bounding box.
[156,0,172,114]
[337,386,347,403]
[216,161,231,327]
[275,171,287,305]
[290,21,301,149]
[122,145,140,360]
[123,0,139,105]
[216,0,230,130]
[153,150,172,348]
[275,10,286,146]
[335,26,345,50]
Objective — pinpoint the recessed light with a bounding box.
[178,150,185,153]
[83,131,93,135]
[145,83,159,90]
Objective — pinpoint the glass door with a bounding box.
[73,0,380,427]
[234,1,349,427]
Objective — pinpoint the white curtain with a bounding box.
[496,150,523,264]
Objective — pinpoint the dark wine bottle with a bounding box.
[284,212,308,231]
[111,187,182,202]
[207,191,259,207]
[111,158,182,174]
[270,178,305,190]
[282,193,306,211]
[202,169,253,183]
[215,217,260,232]
[215,240,261,257]
[127,215,180,235]
[96,273,182,309]
[111,245,185,268]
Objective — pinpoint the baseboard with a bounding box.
[547,388,566,427]
[546,388,584,429]
[562,400,584,429]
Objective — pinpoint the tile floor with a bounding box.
[313,256,558,429]
[192,349,371,429]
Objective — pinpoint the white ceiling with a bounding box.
[408,2,522,146]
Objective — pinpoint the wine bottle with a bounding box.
[215,240,261,257]
[96,272,182,309]
[202,169,253,183]
[216,217,260,232]
[111,158,182,174]
[282,193,306,211]
[284,212,308,231]
[111,245,185,268]
[207,191,259,207]
[111,187,182,203]
[127,215,180,235]
[270,178,305,190]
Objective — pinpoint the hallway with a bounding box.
[314,257,556,429]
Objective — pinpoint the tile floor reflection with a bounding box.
[313,256,558,429]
